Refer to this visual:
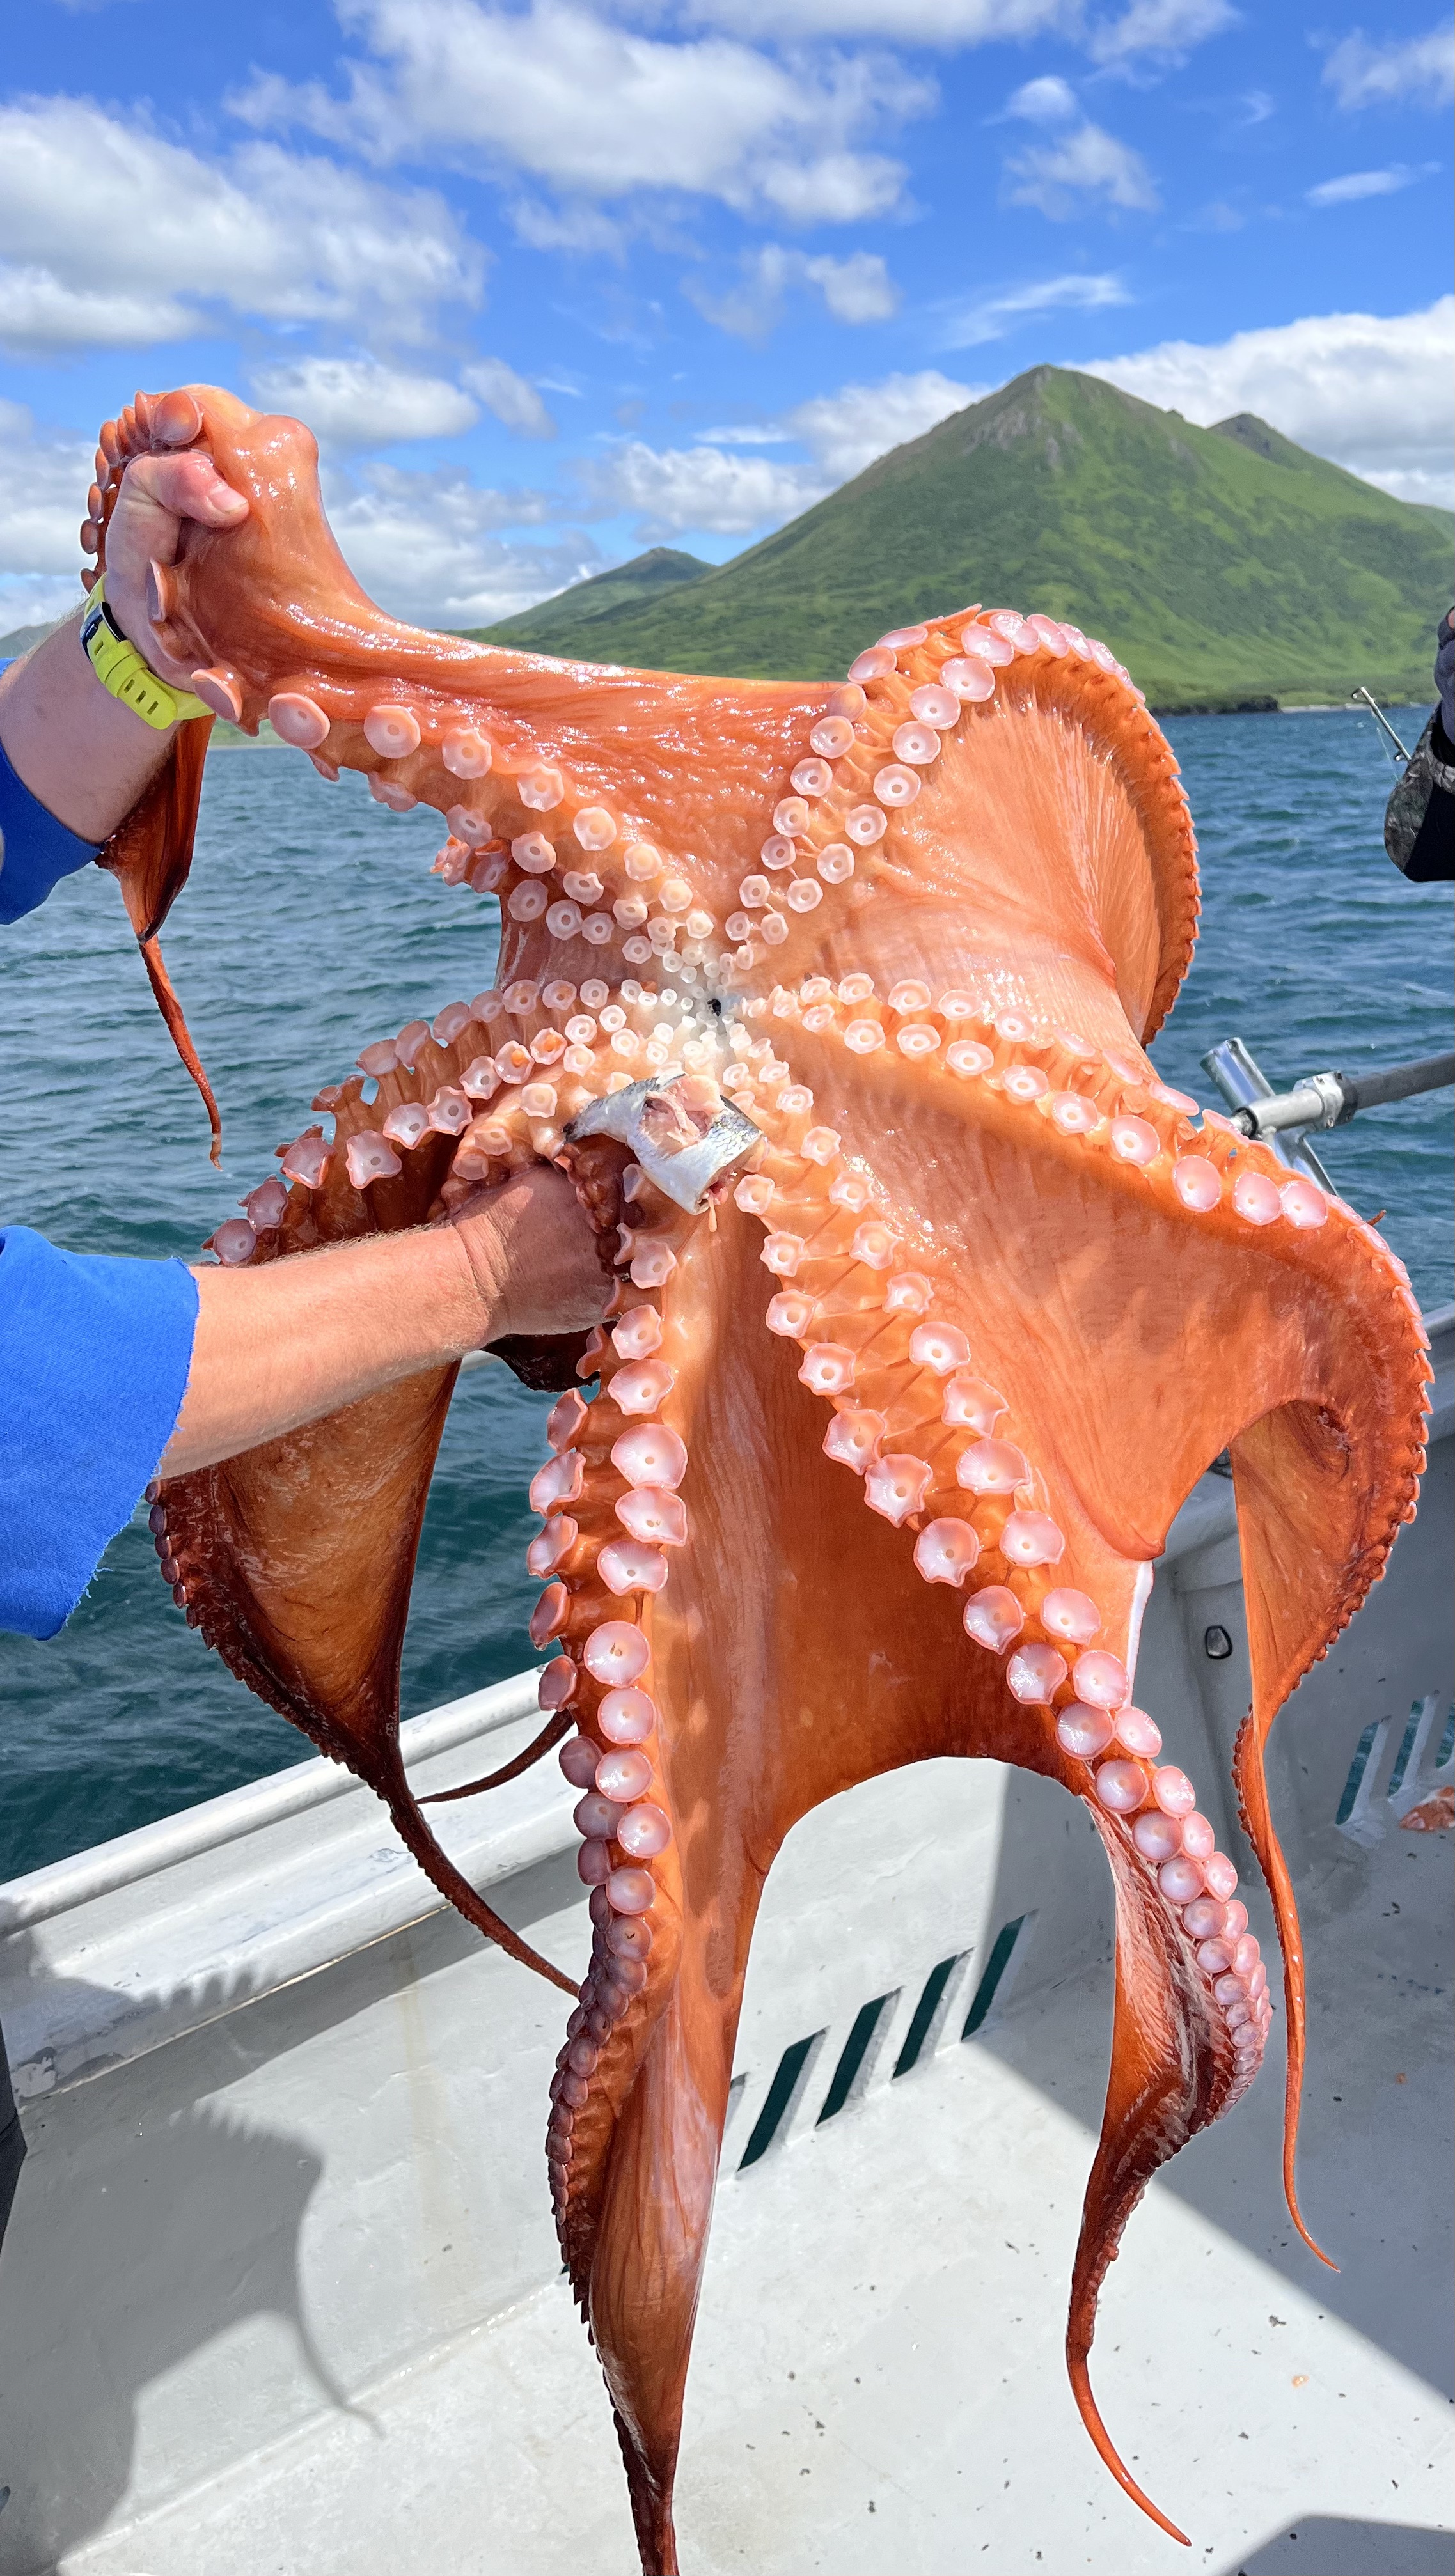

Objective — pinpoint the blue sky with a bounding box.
[1,0,1450,630]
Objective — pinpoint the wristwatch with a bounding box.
[79,575,211,730]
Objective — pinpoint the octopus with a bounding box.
[79,386,1429,2570]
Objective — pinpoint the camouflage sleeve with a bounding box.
[1384,710,1455,884]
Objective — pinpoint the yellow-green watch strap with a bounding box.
[80,575,210,730]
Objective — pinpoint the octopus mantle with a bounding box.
[85,386,1429,2571]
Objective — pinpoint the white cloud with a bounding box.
[1005,120,1160,217]
[580,440,822,536]
[235,0,926,226]
[808,251,899,325]
[1306,164,1422,206]
[463,359,558,439]
[699,422,794,446]
[320,460,593,624]
[783,368,979,477]
[1007,75,1080,121]
[1322,24,1454,111]
[682,0,1070,42]
[940,269,1130,347]
[509,198,626,256]
[251,357,480,447]
[0,97,482,355]
[1085,297,1455,507]
[755,149,908,225]
[1088,0,1236,68]
[0,267,191,352]
[0,402,92,621]
[686,243,897,336]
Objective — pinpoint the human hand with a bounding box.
[450,1164,612,1345]
[106,444,249,689]
[1435,608,1454,745]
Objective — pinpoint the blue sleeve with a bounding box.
[0,662,104,925]
[0,1228,199,1639]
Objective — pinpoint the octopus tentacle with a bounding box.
[138,933,222,1165]
[725,1069,1275,2526]
[95,719,221,1158]
[1227,1313,1428,2260]
[149,1364,578,1991]
[731,981,1426,2235]
[420,1708,573,1804]
[1066,1809,1225,2549]
[155,988,746,1996]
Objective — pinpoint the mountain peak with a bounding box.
[462,544,707,650]
[1210,412,1308,467]
[478,368,1448,707]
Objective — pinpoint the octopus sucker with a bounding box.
[111,382,1430,2568]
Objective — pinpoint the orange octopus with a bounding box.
[81,386,1429,2572]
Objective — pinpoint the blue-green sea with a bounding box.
[1,708,1450,1883]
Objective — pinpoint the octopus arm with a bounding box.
[1067,1811,1232,2546]
[152,1059,586,1988]
[95,700,213,948]
[157,1364,570,1989]
[771,1010,1428,2258]
[420,1708,573,1804]
[96,717,221,1160]
[1229,1364,1427,2254]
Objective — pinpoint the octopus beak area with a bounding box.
[97,713,221,1161]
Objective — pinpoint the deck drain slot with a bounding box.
[963,1915,1032,2038]
[1336,1721,1381,1826]
[732,1916,1040,2172]
[738,2031,826,2169]
[817,1992,898,2124]
[893,1954,967,2079]
[1388,1708,1426,1803]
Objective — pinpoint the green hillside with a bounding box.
[479,546,708,653]
[472,369,1451,709]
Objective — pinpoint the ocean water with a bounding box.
[1,707,1450,1883]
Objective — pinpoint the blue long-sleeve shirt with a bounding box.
[0,659,105,923]
[0,1228,198,1637]
[1,654,198,1636]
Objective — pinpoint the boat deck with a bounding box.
[57,1818,1452,2576]
[0,1316,1449,2576]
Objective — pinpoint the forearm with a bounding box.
[0,614,180,847]
[161,1224,498,1479]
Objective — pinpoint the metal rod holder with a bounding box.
[1203,1038,1454,1175]
[1199,1038,1335,1187]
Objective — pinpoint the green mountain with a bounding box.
[474,547,709,653]
[473,369,1451,709]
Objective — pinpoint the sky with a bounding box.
[1,0,1451,632]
